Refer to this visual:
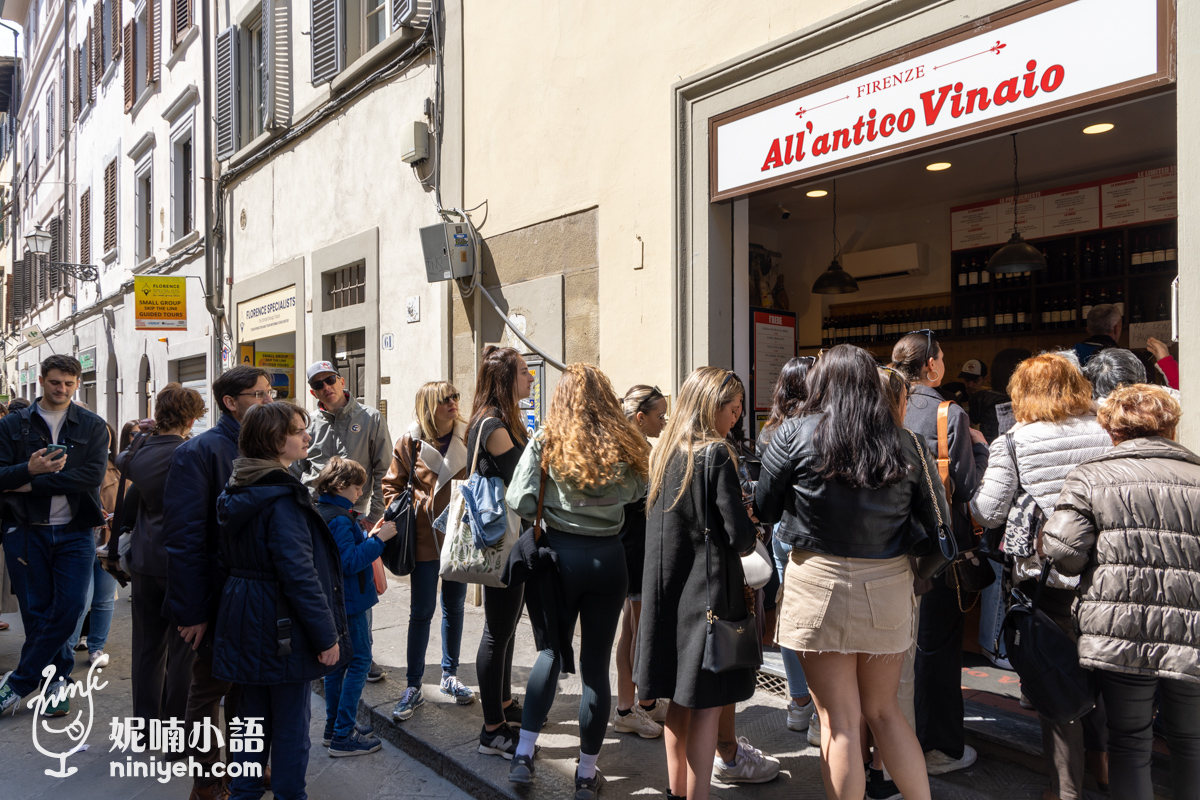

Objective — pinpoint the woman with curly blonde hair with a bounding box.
[503,363,649,797]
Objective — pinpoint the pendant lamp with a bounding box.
[812,181,859,294]
[987,133,1046,274]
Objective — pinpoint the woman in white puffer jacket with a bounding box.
[970,352,1111,800]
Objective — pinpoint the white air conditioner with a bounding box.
[841,243,929,282]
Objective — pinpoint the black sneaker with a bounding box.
[367,663,386,683]
[509,753,535,785]
[866,767,903,800]
[323,721,376,747]
[503,697,523,728]
[478,724,518,759]
[575,769,604,800]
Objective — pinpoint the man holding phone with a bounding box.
[0,354,110,716]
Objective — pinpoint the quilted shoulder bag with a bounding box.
[907,429,957,581]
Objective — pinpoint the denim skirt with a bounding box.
[776,550,915,656]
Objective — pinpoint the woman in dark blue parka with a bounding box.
[214,402,349,800]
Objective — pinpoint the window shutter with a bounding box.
[11,254,25,321]
[123,22,135,112]
[49,216,61,294]
[103,160,117,253]
[113,0,123,60]
[173,0,190,45]
[310,0,342,86]
[215,27,238,160]
[264,0,291,129]
[61,62,68,135]
[80,188,91,267]
[86,26,95,104]
[93,3,104,77]
[72,47,80,121]
[147,0,160,84]
[391,0,431,33]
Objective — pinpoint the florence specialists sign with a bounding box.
[710,0,1173,201]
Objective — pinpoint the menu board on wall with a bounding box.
[751,308,797,412]
[951,166,1176,251]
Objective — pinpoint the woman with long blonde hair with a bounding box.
[635,367,760,800]
[504,364,649,798]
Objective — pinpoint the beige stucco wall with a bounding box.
[460,1,862,396]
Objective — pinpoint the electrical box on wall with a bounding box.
[421,222,476,282]
[400,121,429,164]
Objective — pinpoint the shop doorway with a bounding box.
[329,329,367,406]
[175,355,209,434]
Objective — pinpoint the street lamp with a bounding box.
[24,223,101,286]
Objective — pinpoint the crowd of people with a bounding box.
[0,300,1196,800]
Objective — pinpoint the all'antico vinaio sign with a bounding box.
[710,0,1173,201]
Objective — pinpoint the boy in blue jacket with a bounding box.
[316,456,397,756]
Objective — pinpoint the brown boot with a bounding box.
[188,782,230,800]
[1086,750,1110,790]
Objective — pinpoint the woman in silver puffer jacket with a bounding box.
[1044,384,1200,800]
[969,352,1111,800]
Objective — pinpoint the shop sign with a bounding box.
[711,0,1172,200]
[22,325,46,346]
[78,348,97,373]
[751,309,796,412]
[236,286,297,343]
[134,277,188,330]
[256,352,296,400]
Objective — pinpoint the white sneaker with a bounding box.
[612,704,662,739]
[88,651,109,668]
[787,697,814,732]
[711,737,781,784]
[925,745,977,775]
[807,710,821,747]
[644,698,669,723]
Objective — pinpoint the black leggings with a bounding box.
[521,530,627,755]
[478,581,525,726]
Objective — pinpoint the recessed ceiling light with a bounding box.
[1083,123,1115,134]
[806,189,828,198]
[926,162,952,171]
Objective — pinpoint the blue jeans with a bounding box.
[772,534,809,701]
[324,610,372,740]
[2,525,94,696]
[977,559,1008,662]
[230,681,311,800]
[406,559,467,687]
[68,552,118,655]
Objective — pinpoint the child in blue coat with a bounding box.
[316,456,397,756]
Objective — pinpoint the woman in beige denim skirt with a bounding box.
[755,345,949,800]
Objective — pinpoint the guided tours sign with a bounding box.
[134,277,188,330]
[710,0,1172,200]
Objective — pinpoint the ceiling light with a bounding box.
[806,189,828,198]
[987,133,1046,275]
[925,162,952,171]
[1082,123,1114,135]
[812,180,859,295]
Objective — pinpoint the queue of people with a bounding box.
[0,329,1197,800]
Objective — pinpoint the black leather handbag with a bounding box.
[907,430,957,581]
[381,438,419,576]
[700,445,762,674]
[1001,560,1095,724]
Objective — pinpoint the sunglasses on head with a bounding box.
[635,386,665,413]
[907,329,935,364]
[309,374,339,391]
[438,392,460,405]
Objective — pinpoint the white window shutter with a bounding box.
[215,26,239,160]
[265,0,291,128]
[310,0,341,86]
[391,0,430,32]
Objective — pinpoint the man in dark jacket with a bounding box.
[1073,303,1121,366]
[0,355,109,716]
[161,366,270,800]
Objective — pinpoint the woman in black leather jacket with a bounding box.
[756,345,943,800]
[891,331,989,776]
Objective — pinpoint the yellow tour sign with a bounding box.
[134,277,188,330]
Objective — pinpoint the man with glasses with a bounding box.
[161,365,272,800]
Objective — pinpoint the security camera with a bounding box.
[778,204,791,220]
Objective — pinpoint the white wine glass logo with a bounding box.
[28,661,108,777]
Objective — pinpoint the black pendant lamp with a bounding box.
[812,180,859,294]
[988,133,1046,274]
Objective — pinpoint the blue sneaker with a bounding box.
[322,721,375,747]
[440,674,475,705]
[392,686,424,722]
[328,729,383,758]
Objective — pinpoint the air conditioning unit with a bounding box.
[841,243,929,282]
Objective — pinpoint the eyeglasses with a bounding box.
[438,392,460,405]
[309,374,339,391]
[907,329,935,364]
[237,390,276,400]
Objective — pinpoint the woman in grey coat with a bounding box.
[1044,384,1200,800]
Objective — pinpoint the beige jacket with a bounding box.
[1043,436,1200,684]
[381,421,468,562]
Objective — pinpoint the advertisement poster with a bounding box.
[134,277,188,330]
[255,352,295,400]
[751,308,797,412]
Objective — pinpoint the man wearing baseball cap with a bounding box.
[959,359,1007,443]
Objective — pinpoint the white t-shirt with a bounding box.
[36,403,72,526]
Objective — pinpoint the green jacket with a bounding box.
[506,432,646,536]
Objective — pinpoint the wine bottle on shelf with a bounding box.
[1017,298,1029,331]
[1082,288,1094,322]
[1113,287,1125,318]
[1040,297,1052,329]
[1082,241,1095,279]
[1131,233,1143,273]
[1114,238,1125,275]
[1131,297,1144,324]
[1157,293,1169,322]
[1098,286,1110,309]
[968,258,980,290]
[958,258,968,289]
[1166,229,1178,268]
[821,317,830,347]
[981,263,991,290]
[870,313,880,340]
[1153,233,1166,267]
[1097,239,1110,277]
[994,300,1004,333]
[1003,298,1015,332]
[1067,298,1078,328]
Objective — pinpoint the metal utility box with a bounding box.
[400,121,429,164]
[421,222,476,282]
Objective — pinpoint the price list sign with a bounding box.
[752,309,797,411]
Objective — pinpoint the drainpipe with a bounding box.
[200,0,224,372]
